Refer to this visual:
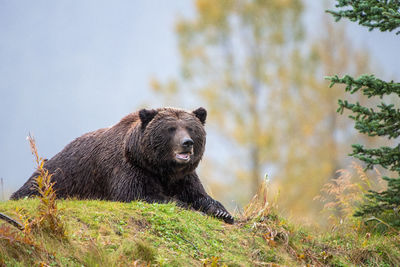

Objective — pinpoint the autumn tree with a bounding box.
[273,19,373,217]
[170,0,307,197]
[327,0,400,228]
[152,0,372,220]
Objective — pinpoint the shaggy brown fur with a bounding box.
[11,107,234,224]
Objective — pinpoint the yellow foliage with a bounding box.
[195,0,232,25]
[149,77,161,92]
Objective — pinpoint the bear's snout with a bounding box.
[181,138,194,148]
[174,129,194,163]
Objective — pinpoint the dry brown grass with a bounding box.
[242,177,273,221]
[314,161,385,228]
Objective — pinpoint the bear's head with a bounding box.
[125,107,207,177]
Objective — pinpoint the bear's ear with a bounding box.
[192,107,207,125]
[139,109,158,128]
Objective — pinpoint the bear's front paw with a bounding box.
[214,209,234,224]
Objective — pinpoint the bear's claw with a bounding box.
[214,209,234,224]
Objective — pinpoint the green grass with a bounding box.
[0,199,399,266]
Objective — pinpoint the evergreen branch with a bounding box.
[326,74,400,98]
[337,100,400,139]
[350,144,400,172]
[327,0,400,34]
[355,177,400,218]
[370,177,400,205]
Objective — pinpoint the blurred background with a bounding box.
[1,0,398,226]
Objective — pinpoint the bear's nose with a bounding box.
[182,138,194,148]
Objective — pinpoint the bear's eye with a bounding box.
[167,127,176,133]
[187,127,193,132]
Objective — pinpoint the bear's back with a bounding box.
[47,113,141,198]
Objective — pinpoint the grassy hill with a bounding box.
[0,198,399,267]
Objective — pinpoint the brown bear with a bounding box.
[11,107,234,224]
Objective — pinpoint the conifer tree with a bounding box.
[327,1,400,227]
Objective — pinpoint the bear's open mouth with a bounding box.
[175,152,192,162]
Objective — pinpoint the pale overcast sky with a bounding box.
[0,1,398,196]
